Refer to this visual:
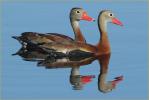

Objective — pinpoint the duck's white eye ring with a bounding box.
[109,13,113,17]
[76,10,80,14]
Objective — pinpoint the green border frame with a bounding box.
[0,0,148,100]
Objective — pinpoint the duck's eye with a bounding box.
[109,13,113,17]
[76,10,80,14]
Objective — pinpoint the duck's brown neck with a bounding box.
[71,19,86,43]
[97,17,111,53]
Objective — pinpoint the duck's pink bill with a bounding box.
[112,18,123,26]
[81,12,95,21]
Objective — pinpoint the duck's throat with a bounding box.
[97,18,110,53]
[71,20,86,43]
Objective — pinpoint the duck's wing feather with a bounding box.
[12,32,74,46]
[46,33,74,41]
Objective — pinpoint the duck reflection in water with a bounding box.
[70,69,95,90]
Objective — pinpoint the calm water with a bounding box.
[2,1,148,100]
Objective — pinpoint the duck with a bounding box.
[12,7,94,77]
[12,7,94,47]
[36,10,123,92]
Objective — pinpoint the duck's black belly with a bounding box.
[47,49,94,61]
[68,50,94,61]
[37,49,96,68]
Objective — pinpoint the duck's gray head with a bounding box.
[70,7,94,21]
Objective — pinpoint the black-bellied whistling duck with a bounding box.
[12,8,94,79]
[36,10,123,92]
[12,7,94,47]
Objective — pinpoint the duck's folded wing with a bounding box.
[13,32,74,46]
[46,33,74,41]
